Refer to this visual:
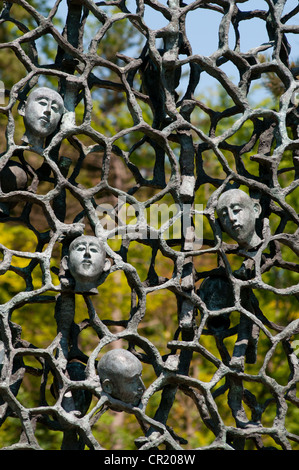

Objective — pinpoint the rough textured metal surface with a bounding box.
[0,0,298,450]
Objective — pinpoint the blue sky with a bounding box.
[142,0,299,101]
[56,0,299,103]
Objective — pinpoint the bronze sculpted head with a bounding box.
[216,189,262,250]
[64,235,111,293]
[97,349,145,406]
[19,87,65,151]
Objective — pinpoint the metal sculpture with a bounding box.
[0,0,298,451]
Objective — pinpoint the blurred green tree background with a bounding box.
[0,0,298,450]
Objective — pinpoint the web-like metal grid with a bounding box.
[0,0,299,450]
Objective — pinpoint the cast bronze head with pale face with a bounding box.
[97,349,145,406]
[66,235,110,293]
[20,87,64,151]
[216,189,262,250]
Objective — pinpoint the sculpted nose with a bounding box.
[43,103,51,116]
[84,245,91,257]
[228,208,236,222]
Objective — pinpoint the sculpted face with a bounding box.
[216,189,261,249]
[20,87,64,150]
[67,235,110,292]
[97,349,145,406]
[24,87,64,137]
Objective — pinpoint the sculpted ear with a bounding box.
[103,258,111,272]
[61,255,69,271]
[102,378,113,395]
[18,101,26,117]
[253,201,261,219]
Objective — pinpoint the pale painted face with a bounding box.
[216,189,261,249]
[68,236,107,287]
[24,88,64,138]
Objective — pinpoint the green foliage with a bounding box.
[0,1,299,451]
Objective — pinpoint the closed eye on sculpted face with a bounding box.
[74,242,101,253]
[36,97,62,112]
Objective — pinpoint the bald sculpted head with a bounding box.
[216,189,262,249]
[97,349,145,406]
[66,235,110,292]
[20,87,64,151]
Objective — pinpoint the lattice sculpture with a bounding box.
[0,0,298,451]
